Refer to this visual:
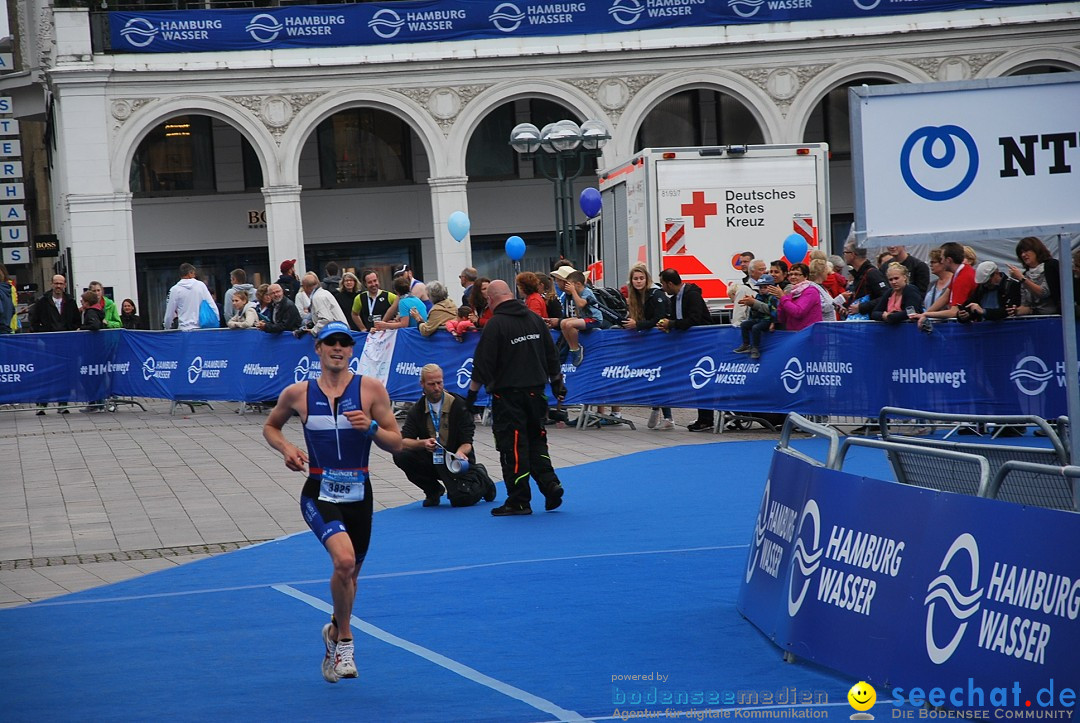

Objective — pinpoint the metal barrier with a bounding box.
[987,462,1080,512]
[878,407,1069,462]
[831,437,992,498]
[776,413,841,468]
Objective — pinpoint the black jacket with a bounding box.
[960,278,1021,322]
[472,299,560,393]
[276,273,301,301]
[262,296,302,333]
[850,261,889,315]
[870,285,924,323]
[632,286,668,331]
[400,392,476,463]
[666,283,711,330]
[80,307,105,331]
[30,293,80,332]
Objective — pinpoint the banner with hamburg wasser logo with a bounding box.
[738,452,1080,712]
[106,0,1069,53]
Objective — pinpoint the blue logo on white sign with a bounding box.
[489,3,524,32]
[121,17,158,47]
[369,8,405,39]
[900,125,979,201]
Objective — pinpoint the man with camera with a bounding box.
[957,261,1021,323]
[393,364,494,508]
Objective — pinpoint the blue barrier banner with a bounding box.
[107,0,1071,54]
[738,452,1080,710]
[0,320,1072,416]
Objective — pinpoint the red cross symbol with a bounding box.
[681,191,717,228]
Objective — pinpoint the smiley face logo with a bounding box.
[848,681,876,717]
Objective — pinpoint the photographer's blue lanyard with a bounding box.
[428,399,444,464]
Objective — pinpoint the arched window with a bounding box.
[466,98,580,181]
[316,108,415,188]
[803,79,892,160]
[635,89,764,150]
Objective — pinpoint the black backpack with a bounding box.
[591,287,628,326]
[445,462,497,507]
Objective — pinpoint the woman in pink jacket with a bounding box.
[776,263,822,332]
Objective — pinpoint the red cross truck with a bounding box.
[592,145,831,317]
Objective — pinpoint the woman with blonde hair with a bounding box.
[620,263,673,430]
[924,248,953,311]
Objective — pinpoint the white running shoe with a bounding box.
[334,639,358,678]
[321,624,339,683]
[658,419,675,430]
[647,409,660,429]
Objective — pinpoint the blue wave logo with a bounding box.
[368,8,405,39]
[780,357,805,394]
[609,0,644,25]
[489,2,525,32]
[187,356,203,385]
[456,358,473,389]
[1010,355,1053,396]
[349,357,361,375]
[728,0,764,18]
[900,125,979,201]
[120,17,158,48]
[246,13,282,43]
[745,480,770,583]
[142,356,157,381]
[787,499,822,617]
[689,355,717,390]
[924,533,982,664]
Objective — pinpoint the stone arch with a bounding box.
[978,48,1080,78]
[111,95,277,192]
[446,79,609,177]
[613,71,781,159]
[787,60,929,144]
[279,90,445,185]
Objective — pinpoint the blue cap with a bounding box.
[756,274,775,286]
[315,321,354,345]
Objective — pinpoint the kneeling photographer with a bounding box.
[957,261,1021,324]
[393,363,495,508]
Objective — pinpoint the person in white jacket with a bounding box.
[163,263,218,331]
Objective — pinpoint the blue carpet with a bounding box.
[2,439,879,721]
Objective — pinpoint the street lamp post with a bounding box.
[510,119,609,265]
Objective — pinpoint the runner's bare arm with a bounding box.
[263,382,308,473]
[342,376,402,454]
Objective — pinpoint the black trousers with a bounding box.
[392,446,447,498]
[490,387,561,508]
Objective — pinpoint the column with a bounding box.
[262,184,307,277]
[427,176,471,302]
[66,192,137,306]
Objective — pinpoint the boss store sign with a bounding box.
[0,96,29,266]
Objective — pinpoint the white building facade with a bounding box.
[9,1,1080,322]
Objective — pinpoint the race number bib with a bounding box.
[318,468,365,503]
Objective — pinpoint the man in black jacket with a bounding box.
[393,364,493,507]
[29,275,80,414]
[656,268,715,432]
[276,259,301,301]
[467,280,567,516]
[257,283,302,333]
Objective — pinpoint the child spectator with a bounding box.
[446,305,475,341]
[79,290,105,331]
[734,274,779,360]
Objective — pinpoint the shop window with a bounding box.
[316,109,414,188]
[803,79,892,160]
[130,115,216,195]
[635,89,764,150]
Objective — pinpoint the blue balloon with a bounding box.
[783,233,809,264]
[579,187,602,219]
[447,211,470,242]
[505,235,526,262]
